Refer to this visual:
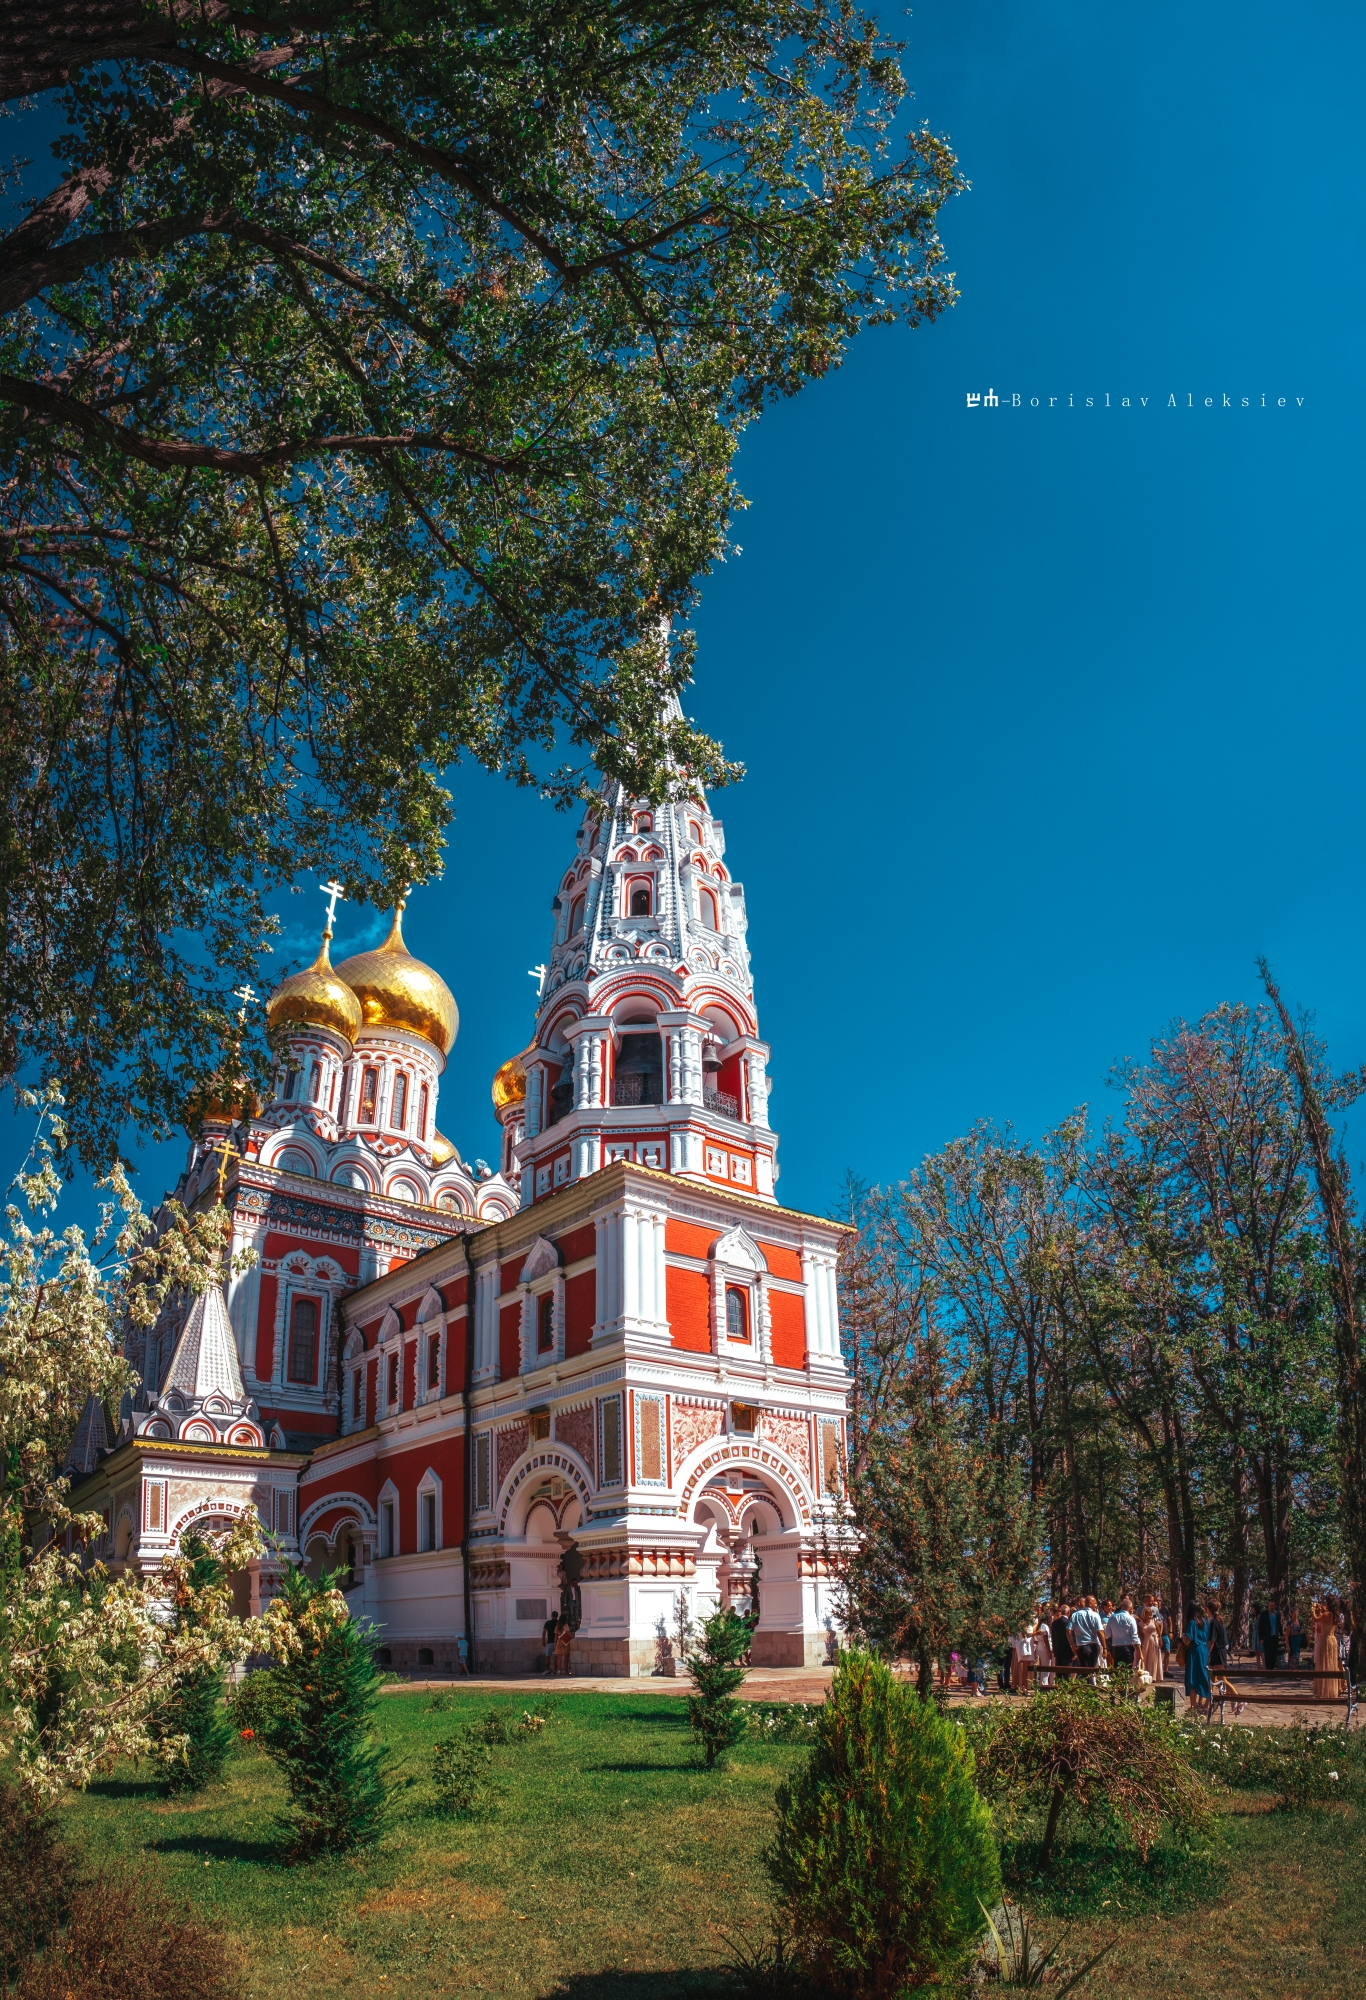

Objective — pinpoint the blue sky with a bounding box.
[7,0,1362,1225]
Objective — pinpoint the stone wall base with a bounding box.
[750,1630,830,1668]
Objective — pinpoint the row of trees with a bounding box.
[839,980,1366,1678]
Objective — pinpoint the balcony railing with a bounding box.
[612,1073,663,1106]
[704,1087,740,1119]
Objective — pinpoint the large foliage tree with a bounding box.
[0,0,962,1161]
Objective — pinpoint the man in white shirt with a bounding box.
[1069,1596,1105,1670]
[1106,1595,1141,1669]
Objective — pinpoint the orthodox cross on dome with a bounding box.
[207,1135,240,1205]
[321,878,347,933]
[528,964,547,1000]
[232,982,259,1022]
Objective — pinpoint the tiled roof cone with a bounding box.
[163,1282,248,1405]
[65,1392,109,1475]
[132,1281,266,1448]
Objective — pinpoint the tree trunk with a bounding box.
[1229,1448,1250,1649]
[1041,1781,1068,1866]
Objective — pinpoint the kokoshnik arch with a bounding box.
[66,728,852,1672]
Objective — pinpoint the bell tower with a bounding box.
[506,767,776,1207]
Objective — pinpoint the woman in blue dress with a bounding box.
[1185,1603,1213,1718]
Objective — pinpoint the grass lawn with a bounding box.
[58,1690,1366,1999]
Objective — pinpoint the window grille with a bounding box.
[288,1297,319,1383]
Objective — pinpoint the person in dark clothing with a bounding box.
[1288,1610,1305,1666]
[1255,1602,1280,1673]
[1207,1603,1229,1669]
[1051,1602,1076,1673]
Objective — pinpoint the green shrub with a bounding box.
[751,1703,822,1746]
[152,1534,236,1795]
[765,1649,1000,1995]
[432,1730,495,1818]
[1182,1720,1364,1811]
[14,1867,240,2000]
[970,1678,1213,1867]
[685,1608,751,1768]
[252,1567,390,1860]
[0,1779,73,1988]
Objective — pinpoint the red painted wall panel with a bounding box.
[556,1224,596,1265]
[254,1275,278,1382]
[564,1269,596,1357]
[667,1265,712,1352]
[768,1289,807,1370]
[499,1302,523,1381]
[759,1242,803,1282]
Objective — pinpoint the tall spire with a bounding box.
[133,1281,264,1446]
[507,753,776,1207]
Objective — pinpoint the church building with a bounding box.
[70,762,851,1673]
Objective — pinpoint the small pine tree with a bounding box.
[766,1649,1000,1995]
[154,1534,235,1794]
[258,1566,389,1860]
[685,1607,751,1768]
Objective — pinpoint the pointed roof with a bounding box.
[65,1392,109,1475]
[163,1283,248,1407]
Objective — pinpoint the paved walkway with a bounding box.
[380,1656,1356,1727]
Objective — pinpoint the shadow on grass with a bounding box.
[148,1831,283,1865]
[85,1776,165,1801]
[585,1761,702,1775]
[1002,1825,1228,1919]
[541,1974,734,1999]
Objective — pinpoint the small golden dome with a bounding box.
[333,905,458,1058]
[185,1075,261,1134]
[492,1046,530,1112]
[266,931,363,1044]
[430,1129,458,1166]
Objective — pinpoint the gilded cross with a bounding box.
[232,982,259,1024]
[208,1135,240,1204]
[321,879,347,930]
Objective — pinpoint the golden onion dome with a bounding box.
[265,930,363,1045]
[491,1046,530,1112]
[430,1129,458,1167]
[333,905,458,1058]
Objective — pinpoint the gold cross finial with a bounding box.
[321,879,346,934]
[232,982,259,1025]
[208,1135,240,1205]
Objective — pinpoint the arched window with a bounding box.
[726,1286,750,1341]
[688,819,703,844]
[359,1067,378,1121]
[282,1066,296,1101]
[329,1070,340,1112]
[633,811,653,833]
[387,1350,400,1410]
[418,1082,430,1137]
[309,1062,323,1104]
[538,1292,555,1353]
[392,1071,409,1129]
[569,894,586,935]
[288,1296,319,1382]
[351,1370,362,1422]
[428,1333,441,1390]
[629,883,652,917]
[698,887,720,931]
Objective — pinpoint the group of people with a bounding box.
[1006,1594,1165,1691]
[539,1610,576,1675]
[1002,1591,1357,1715]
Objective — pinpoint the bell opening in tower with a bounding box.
[613,1032,663,1107]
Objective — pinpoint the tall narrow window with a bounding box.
[359,1067,378,1120]
[423,1490,437,1552]
[381,1499,395,1558]
[309,1061,322,1103]
[699,887,720,931]
[629,883,652,917]
[387,1350,399,1411]
[282,1066,297,1100]
[329,1071,340,1112]
[569,894,586,935]
[428,1332,441,1390]
[274,1489,294,1536]
[726,1286,749,1342]
[600,1396,623,1485]
[351,1370,362,1422]
[474,1432,491,1511]
[633,811,653,833]
[418,1082,430,1138]
[391,1071,409,1129]
[288,1297,319,1382]
[537,1292,555,1354]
